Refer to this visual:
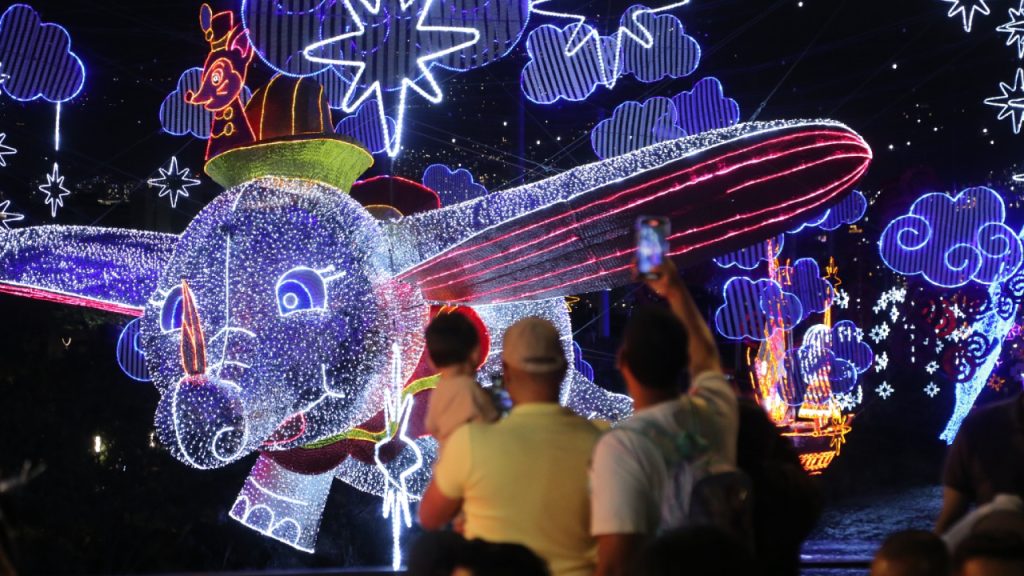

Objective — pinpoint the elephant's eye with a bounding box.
[161,286,184,332]
[276,268,327,316]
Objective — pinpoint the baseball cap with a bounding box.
[502,317,567,374]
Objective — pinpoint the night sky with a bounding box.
[1,0,1023,571]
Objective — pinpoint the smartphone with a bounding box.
[487,373,513,415]
[636,216,670,279]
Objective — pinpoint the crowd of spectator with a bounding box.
[408,259,1024,576]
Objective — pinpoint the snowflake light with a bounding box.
[876,382,894,399]
[37,163,70,218]
[925,382,941,398]
[0,200,23,231]
[0,133,15,167]
[925,360,939,374]
[875,351,889,372]
[148,157,201,208]
[869,323,890,343]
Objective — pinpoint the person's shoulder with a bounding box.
[962,395,1021,432]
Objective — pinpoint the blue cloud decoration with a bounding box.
[791,190,868,233]
[879,187,1024,288]
[422,164,489,205]
[0,4,85,102]
[779,258,834,321]
[591,77,740,159]
[713,234,784,270]
[619,5,700,83]
[714,277,803,341]
[334,99,397,155]
[159,68,253,139]
[521,23,620,104]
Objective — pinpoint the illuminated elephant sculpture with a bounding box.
[0,118,871,551]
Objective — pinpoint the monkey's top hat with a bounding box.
[205,75,373,192]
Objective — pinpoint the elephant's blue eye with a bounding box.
[161,286,184,331]
[276,268,327,316]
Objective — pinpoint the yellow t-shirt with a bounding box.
[433,403,601,576]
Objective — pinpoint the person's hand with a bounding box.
[637,258,682,299]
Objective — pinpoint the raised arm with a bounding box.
[644,259,723,376]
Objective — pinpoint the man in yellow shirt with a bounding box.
[418,317,602,576]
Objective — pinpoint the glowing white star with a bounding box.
[875,351,889,372]
[0,133,16,167]
[147,157,201,208]
[876,382,894,399]
[943,0,990,33]
[924,382,941,398]
[37,163,71,218]
[998,2,1024,58]
[0,200,24,231]
[302,0,480,157]
[985,68,1024,134]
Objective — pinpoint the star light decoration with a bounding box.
[0,133,15,167]
[37,163,70,218]
[998,2,1024,58]
[924,382,941,398]
[0,200,24,231]
[147,157,201,208]
[876,381,894,399]
[985,68,1024,134]
[943,0,990,33]
[302,0,480,157]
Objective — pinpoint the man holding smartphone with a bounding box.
[590,257,740,576]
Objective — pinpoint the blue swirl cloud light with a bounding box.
[0,4,85,103]
[879,186,1023,288]
[713,234,784,270]
[714,276,802,341]
[422,164,488,205]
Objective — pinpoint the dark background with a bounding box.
[1,0,1023,571]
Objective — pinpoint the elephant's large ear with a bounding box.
[0,226,178,316]
[390,121,871,305]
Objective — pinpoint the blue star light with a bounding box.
[943,0,990,33]
[0,133,15,167]
[37,163,70,218]
[0,200,24,230]
[998,2,1024,58]
[302,0,479,157]
[147,156,201,208]
[985,68,1024,134]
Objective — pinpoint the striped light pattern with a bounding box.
[159,68,253,139]
[0,4,85,103]
[879,187,1023,288]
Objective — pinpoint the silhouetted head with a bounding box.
[953,530,1024,576]
[426,311,480,370]
[871,530,950,576]
[501,317,566,405]
[619,305,689,393]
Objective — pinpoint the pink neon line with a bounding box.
[411,134,867,286]
[400,130,865,280]
[421,235,581,291]
[442,154,869,304]
[487,160,870,303]
[481,168,866,304]
[0,282,144,317]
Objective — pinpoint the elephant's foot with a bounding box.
[229,453,335,552]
